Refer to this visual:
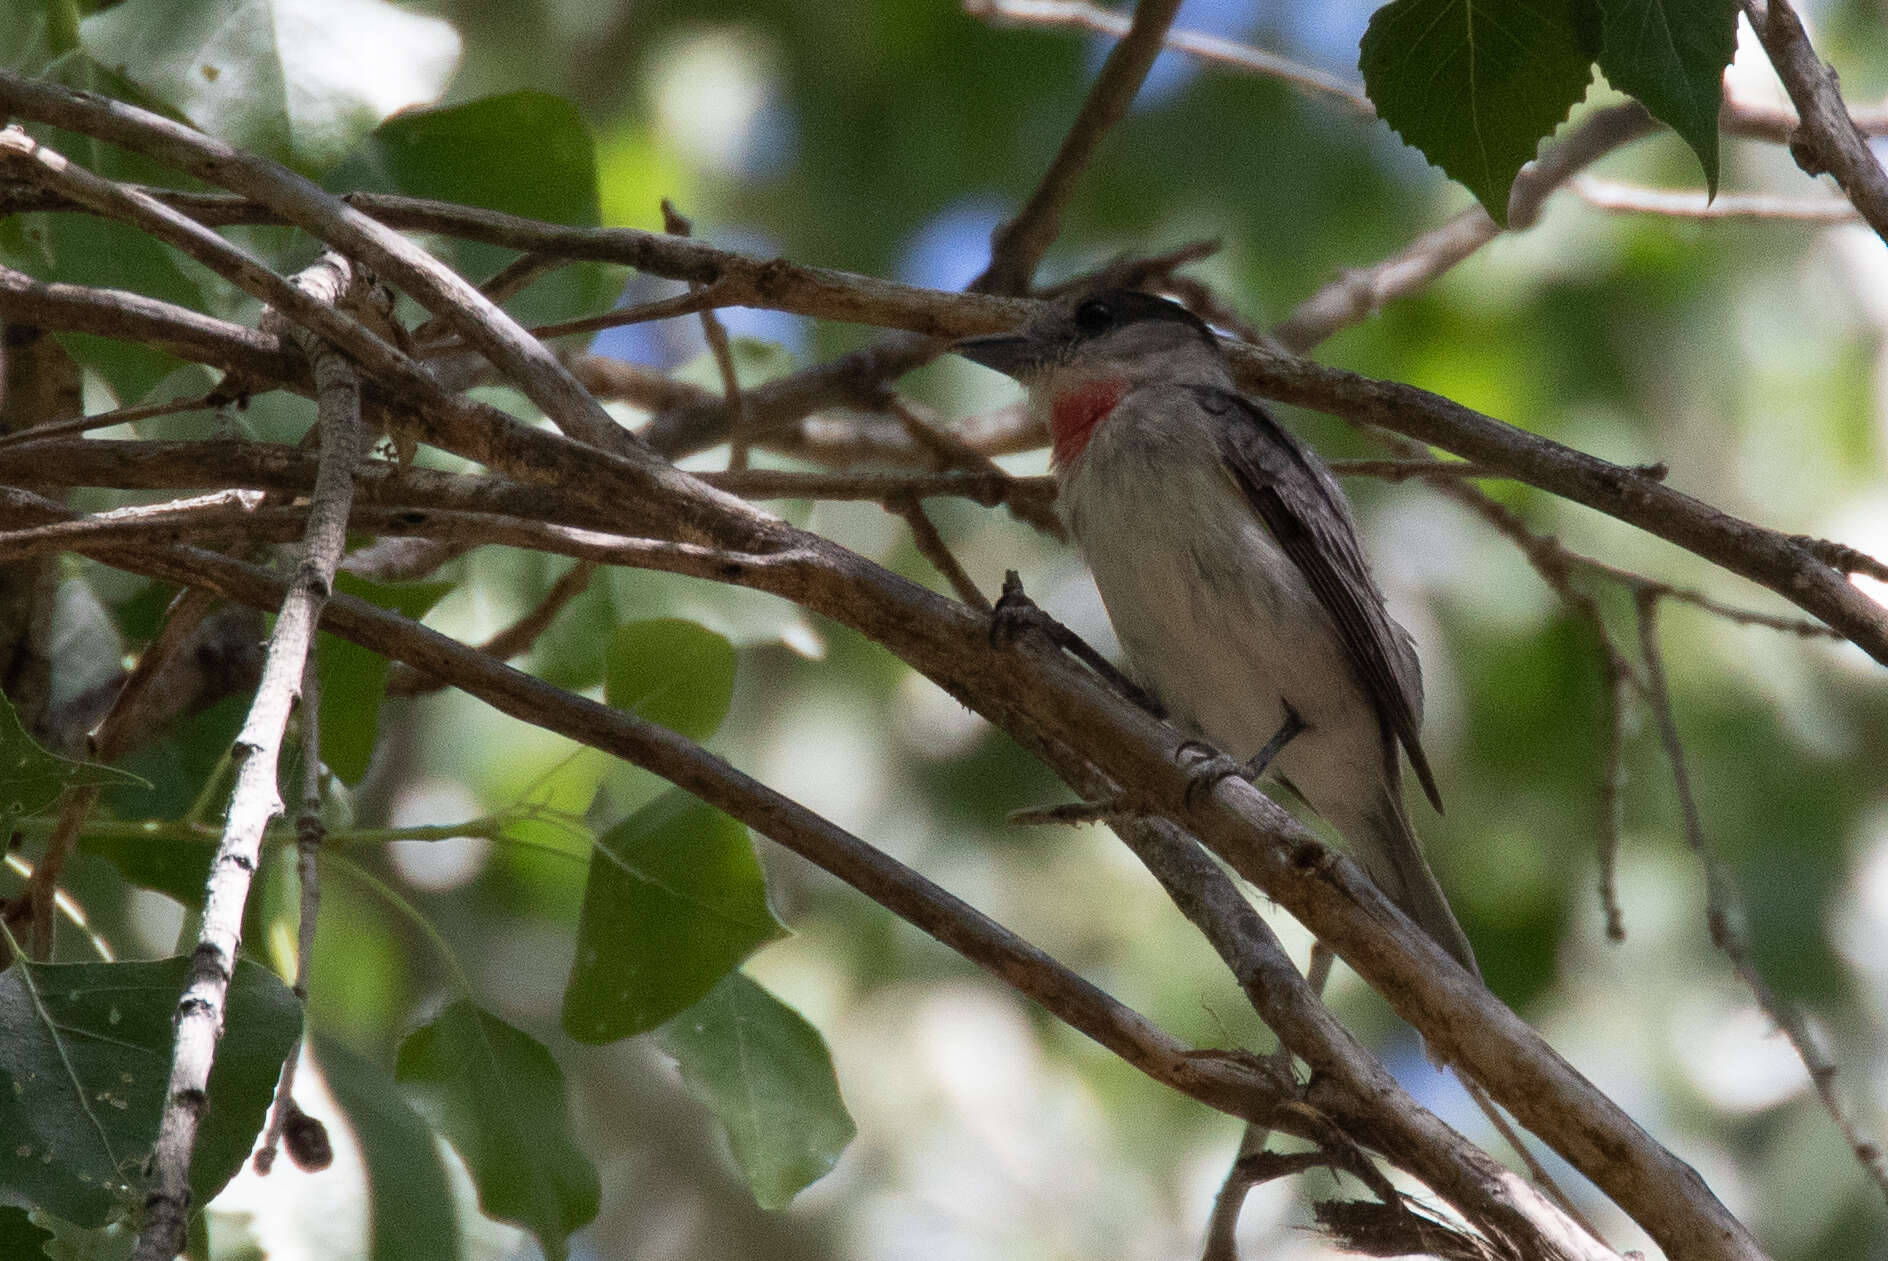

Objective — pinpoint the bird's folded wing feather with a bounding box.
[1191,385,1443,813]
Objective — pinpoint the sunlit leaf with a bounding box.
[395,1002,597,1261]
[562,790,784,1042]
[79,0,461,173]
[656,973,855,1209]
[0,957,301,1227]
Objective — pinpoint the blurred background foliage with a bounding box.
[5,0,1888,1257]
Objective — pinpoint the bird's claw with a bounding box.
[1178,742,1246,810]
[989,569,1050,649]
[988,571,1166,718]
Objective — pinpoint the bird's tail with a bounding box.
[1348,793,1480,979]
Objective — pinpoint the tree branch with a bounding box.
[971,0,1184,293]
[1742,0,1888,246]
[132,257,365,1261]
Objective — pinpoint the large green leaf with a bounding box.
[603,618,737,742]
[656,974,855,1210]
[1594,0,1736,193]
[0,688,142,837]
[1360,0,1597,223]
[314,1035,458,1261]
[79,0,461,173]
[0,957,301,1227]
[395,1002,597,1261]
[316,575,452,785]
[328,92,607,327]
[562,790,784,1043]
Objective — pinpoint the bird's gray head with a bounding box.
[954,289,1226,465]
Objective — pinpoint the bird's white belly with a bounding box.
[1062,444,1383,816]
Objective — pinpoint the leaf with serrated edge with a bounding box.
[1594,0,1736,193]
[1361,0,1596,224]
[656,973,856,1209]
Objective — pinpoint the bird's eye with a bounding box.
[1074,299,1115,335]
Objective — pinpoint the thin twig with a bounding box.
[419,283,735,357]
[1595,655,1634,943]
[888,495,990,610]
[971,0,1185,294]
[1273,104,1657,354]
[388,559,599,697]
[1202,945,1337,1261]
[887,397,1063,536]
[412,250,568,344]
[1575,178,1858,221]
[1743,0,1888,247]
[255,659,326,1176]
[660,201,753,469]
[964,0,1375,116]
[1792,533,1888,585]
[21,586,221,957]
[1635,590,1888,1207]
[132,256,366,1261]
[0,390,219,449]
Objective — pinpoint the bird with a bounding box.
[954,289,1478,977]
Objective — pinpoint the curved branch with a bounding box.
[1743,0,1888,246]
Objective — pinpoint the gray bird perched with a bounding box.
[955,289,1478,977]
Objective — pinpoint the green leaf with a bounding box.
[603,618,737,742]
[77,826,217,908]
[1360,0,1597,223]
[317,575,452,785]
[78,0,461,173]
[328,92,608,328]
[395,1002,598,1261]
[0,1206,53,1258]
[656,974,855,1209]
[314,1035,459,1261]
[0,688,142,836]
[0,957,301,1227]
[32,1213,133,1261]
[338,92,597,226]
[100,692,244,825]
[1594,0,1736,193]
[562,790,784,1043]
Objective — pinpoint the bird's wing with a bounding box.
[1193,385,1442,813]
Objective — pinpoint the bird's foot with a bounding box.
[1177,706,1308,810]
[1178,741,1245,810]
[989,571,1163,717]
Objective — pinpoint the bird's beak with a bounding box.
[951,332,1037,379]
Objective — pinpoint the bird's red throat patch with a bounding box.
[1049,377,1128,467]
